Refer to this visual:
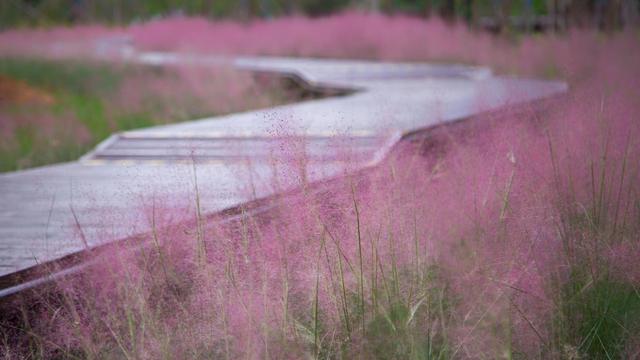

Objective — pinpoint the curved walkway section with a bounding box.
[0,53,567,293]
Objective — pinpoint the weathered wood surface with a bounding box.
[0,52,566,292]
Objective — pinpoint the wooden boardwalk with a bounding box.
[0,52,566,296]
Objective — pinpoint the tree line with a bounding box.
[1,0,638,30]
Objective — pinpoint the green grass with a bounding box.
[553,271,640,359]
[0,57,120,95]
[364,270,452,359]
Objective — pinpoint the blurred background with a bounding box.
[1,1,638,172]
[2,0,639,31]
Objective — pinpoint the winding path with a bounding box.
[0,51,566,296]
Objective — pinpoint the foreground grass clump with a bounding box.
[0,57,300,172]
[554,274,640,358]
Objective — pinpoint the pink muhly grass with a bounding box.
[1,13,640,360]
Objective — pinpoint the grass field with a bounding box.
[1,12,639,359]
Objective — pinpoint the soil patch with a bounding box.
[0,74,55,105]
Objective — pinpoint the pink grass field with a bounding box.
[1,12,640,359]
[1,11,638,79]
